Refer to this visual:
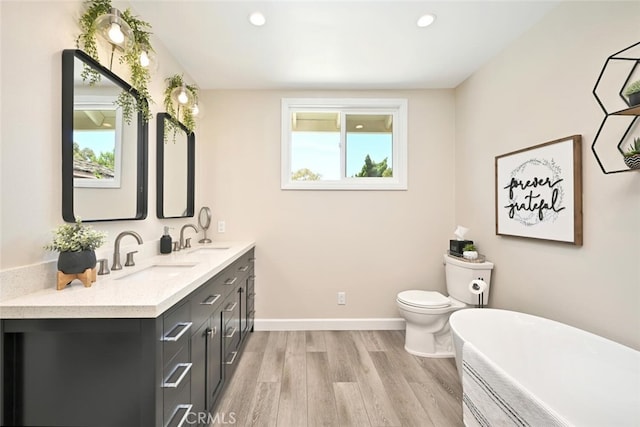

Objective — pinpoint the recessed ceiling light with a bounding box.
[249,11,266,26]
[417,14,436,28]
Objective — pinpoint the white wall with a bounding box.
[198,90,456,320]
[455,1,640,349]
[0,1,195,270]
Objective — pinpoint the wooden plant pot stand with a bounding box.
[57,268,97,290]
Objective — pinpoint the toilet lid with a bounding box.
[398,290,451,308]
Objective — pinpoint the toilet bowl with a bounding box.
[396,291,465,357]
[397,254,494,358]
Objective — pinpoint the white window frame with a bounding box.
[73,95,123,188]
[281,98,408,190]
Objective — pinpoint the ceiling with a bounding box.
[128,0,559,90]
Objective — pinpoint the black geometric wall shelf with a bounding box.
[592,41,640,174]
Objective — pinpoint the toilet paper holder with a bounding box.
[469,278,487,308]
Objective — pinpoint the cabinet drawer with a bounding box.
[163,302,192,370]
[163,366,191,427]
[226,251,254,285]
[164,343,189,380]
[190,278,223,329]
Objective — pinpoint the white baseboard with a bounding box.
[254,318,406,331]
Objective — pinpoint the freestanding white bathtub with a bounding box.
[450,309,640,427]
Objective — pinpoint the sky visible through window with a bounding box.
[74,130,115,155]
[291,132,392,179]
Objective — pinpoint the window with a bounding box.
[73,96,123,188]
[281,98,407,190]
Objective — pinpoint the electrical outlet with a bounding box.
[337,292,346,305]
[217,220,226,233]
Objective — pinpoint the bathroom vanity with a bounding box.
[0,242,255,427]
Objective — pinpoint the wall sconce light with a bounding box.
[95,8,132,50]
[139,49,158,71]
[191,101,204,119]
[164,74,201,134]
[171,83,195,108]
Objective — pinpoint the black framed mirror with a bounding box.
[62,49,148,222]
[157,113,195,218]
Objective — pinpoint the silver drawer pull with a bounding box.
[224,326,237,338]
[224,301,238,312]
[238,265,249,272]
[249,310,256,316]
[225,351,238,365]
[167,404,193,427]
[248,257,256,262]
[249,275,256,280]
[207,326,217,338]
[248,292,256,298]
[162,322,192,342]
[224,277,237,286]
[162,363,192,388]
[200,294,221,305]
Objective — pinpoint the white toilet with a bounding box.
[397,253,494,357]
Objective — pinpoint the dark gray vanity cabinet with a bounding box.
[2,317,162,426]
[1,248,256,427]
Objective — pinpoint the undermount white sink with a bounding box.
[188,246,231,254]
[116,263,198,281]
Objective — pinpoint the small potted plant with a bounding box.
[623,137,640,170]
[462,243,478,260]
[623,80,640,107]
[45,219,107,278]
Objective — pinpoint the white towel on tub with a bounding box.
[462,342,571,427]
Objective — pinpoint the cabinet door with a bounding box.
[206,312,223,411]
[191,321,208,424]
[239,281,247,339]
[246,272,255,333]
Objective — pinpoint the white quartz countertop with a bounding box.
[0,241,255,319]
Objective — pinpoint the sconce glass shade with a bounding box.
[139,49,158,71]
[171,84,195,108]
[95,8,133,50]
[191,100,205,119]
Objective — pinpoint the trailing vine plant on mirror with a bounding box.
[76,0,154,123]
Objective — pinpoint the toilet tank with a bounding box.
[444,253,494,305]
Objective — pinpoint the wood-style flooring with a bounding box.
[212,330,463,427]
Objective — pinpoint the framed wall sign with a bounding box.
[495,135,583,245]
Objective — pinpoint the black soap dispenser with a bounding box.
[160,227,172,254]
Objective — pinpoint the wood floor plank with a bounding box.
[357,330,388,351]
[244,330,270,352]
[333,382,372,427]
[409,381,463,427]
[307,352,339,427]
[376,331,432,384]
[349,331,401,426]
[212,350,265,426]
[286,330,307,355]
[324,331,358,382]
[305,331,327,352]
[415,356,463,400]
[276,352,307,427]
[257,331,288,382]
[369,351,435,427]
[245,382,281,427]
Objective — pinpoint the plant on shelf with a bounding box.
[76,0,154,123]
[462,243,478,260]
[623,79,640,107]
[163,74,199,142]
[45,218,107,277]
[623,137,640,170]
